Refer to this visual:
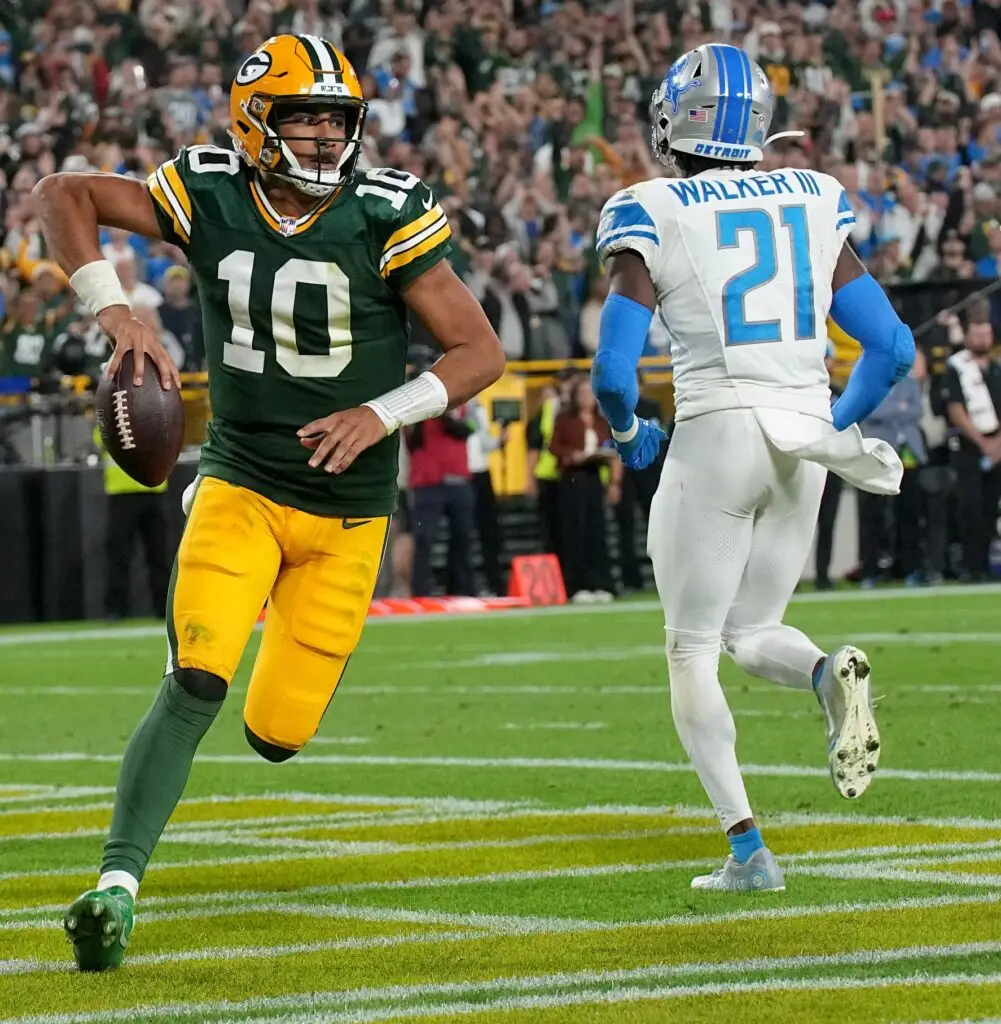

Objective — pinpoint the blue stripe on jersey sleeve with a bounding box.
[596,201,659,255]
[837,190,853,216]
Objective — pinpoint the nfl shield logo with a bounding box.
[279,217,297,237]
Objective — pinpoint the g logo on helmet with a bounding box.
[236,51,272,86]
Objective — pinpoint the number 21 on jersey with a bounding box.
[716,205,815,345]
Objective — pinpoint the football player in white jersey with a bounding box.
[591,44,915,892]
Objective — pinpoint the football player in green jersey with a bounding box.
[33,33,505,971]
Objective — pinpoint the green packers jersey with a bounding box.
[0,312,63,377]
[147,145,452,516]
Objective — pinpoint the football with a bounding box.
[94,351,184,487]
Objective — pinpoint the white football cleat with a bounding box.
[690,847,786,892]
[815,645,880,799]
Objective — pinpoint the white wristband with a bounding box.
[68,260,130,317]
[364,370,449,434]
[610,416,639,443]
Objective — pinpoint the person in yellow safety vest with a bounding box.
[93,426,171,620]
[525,369,578,555]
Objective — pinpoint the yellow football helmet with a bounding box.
[229,34,367,197]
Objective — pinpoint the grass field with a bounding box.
[1,586,1001,1023]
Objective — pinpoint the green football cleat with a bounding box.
[63,886,135,972]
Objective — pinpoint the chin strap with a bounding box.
[763,130,806,147]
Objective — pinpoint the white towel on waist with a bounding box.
[753,408,903,496]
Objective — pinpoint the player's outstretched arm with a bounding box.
[31,173,178,389]
[828,244,916,431]
[591,252,666,470]
[398,261,506,405]
[299,261,505,475]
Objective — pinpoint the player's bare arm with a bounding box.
[299,261,505,474]
[31,173,180,389]
[606,250,657,310]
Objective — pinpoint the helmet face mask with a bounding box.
[265,97,365,196]
[648,44,773,174]
[229,35,368,198]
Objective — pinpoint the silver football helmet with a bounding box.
[650,44,774,166]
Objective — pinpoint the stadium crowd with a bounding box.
[0,0,1000,596]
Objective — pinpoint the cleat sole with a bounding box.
[826,647,881,801]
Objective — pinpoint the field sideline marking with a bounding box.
[3,942,1001,1024]
[3,750,1000,784]
[0,583,999,648]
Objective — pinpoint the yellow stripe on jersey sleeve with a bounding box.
[161,161,192,222]
[145,161,192,244]
[380,222,451,278]
[381,205,445,256]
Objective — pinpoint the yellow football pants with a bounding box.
[167,477,389,753]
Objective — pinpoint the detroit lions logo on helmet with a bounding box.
[664,54,701,114]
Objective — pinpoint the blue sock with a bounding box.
[811,656,827,692]
[728,826,765,864]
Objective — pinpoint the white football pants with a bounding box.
[648,408,827,832]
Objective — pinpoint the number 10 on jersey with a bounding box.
[717,205,815,345]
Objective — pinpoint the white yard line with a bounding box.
[5,796,1001,832]
[1,751,997,784]
[501,722,607,731]
[6,840,1001,932]
[1,944,999,1024]
[4,836,1001,926]
[3,888,1001,963]
[229,972,1001,1024]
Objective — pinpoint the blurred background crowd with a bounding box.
[0,0,1000,612]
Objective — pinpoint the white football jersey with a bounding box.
[596,168,856,422]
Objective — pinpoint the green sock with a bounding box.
[101,675,225,882]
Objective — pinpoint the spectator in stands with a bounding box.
[548,376,620,604]
[481,253,532,360]
[0,287,57,379]
[944,320,1001,581]
[158,266,203,371]
[407,405,477,598]
[114,257,162,311]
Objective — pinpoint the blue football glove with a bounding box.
[612,418,667,470]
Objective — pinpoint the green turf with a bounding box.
[0,588,1000,1022]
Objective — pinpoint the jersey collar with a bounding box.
[248,174,338,236]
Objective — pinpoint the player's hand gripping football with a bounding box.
[298,407,389,474]
[100,305,181,390]
[612,418,667,471]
